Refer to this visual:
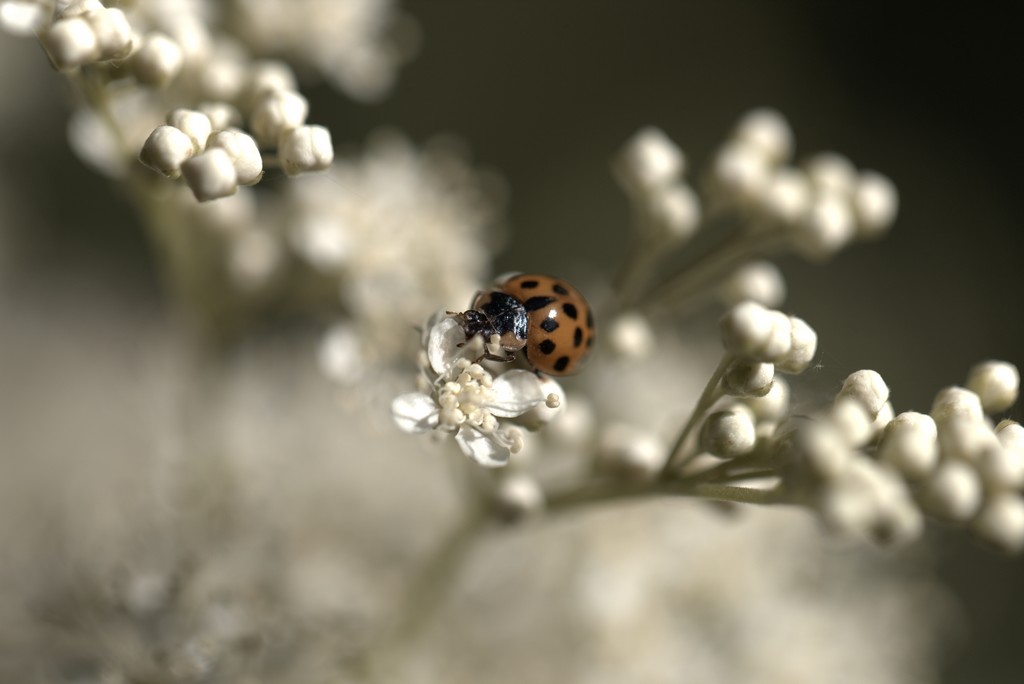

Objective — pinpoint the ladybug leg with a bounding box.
[480,351,516,364]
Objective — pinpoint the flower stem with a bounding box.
[546,479,783,512]
[644,228,786,313]
[661,353,733,477]
[365,510,488,682]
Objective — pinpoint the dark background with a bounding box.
[2,3,1021,681]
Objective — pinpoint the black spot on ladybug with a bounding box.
[540,318,559,333]
[586,336,595,349]
[554,356,570,372]
[520,279,539,289]
[574,327,583,347]
[539,339,556,355]
[524,296,556,312]
[586,309,595,329]
[553,283,569,295]
[562,303,578,319]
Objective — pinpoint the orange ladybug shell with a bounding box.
[496,274,595,375]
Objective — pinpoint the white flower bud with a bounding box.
[775,315,816,374]
[181,148,239,202]
[792,190,855,261]
[878,411,939,479]
[966,360,1019,414]
[830,396,873,448]
[251,90,309,147]
[515,376,565,429]
[759,310,793,362]
[494,473,545,521]
[700,407,757,458]
[853,170,898,238]
[720,301,768,357]
[139,125,195,178]
[163,13,210,64]
[838,370,889,418]
[972,494,1024,552]
[931,386,984,424]
[616,126,685,192]
[723,359,774,398]
[279,125,334,175]
[198,42,247,101]
[198,102,242,131]
[648,183,700,240]
[734,108,793,163]
[761,168,812,224]
[874,495,925,547]
[978,443,1024,491]
[819,481,875,539]
[938,417,1000,463]
[166,109,212,150]
[923,460,983,521]
[41,16,99,69]
[247,59,298,98]
[804,152,857,197]
[598,423,666,480]
[800,422,853,479]
[0,0,52,35]
[607,312,655,359]
[85,7,132,60]
[713,141,771,203]
[997,420,1024,452]
[207,129,263,186]
[132,32,184,86]
[718,260,786,308]
[59,0,103,18]
[745,376,789,421]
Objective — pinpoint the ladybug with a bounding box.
[452,273,595,375]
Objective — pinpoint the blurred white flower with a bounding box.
[290,132,500,360]
[229,0,413,102]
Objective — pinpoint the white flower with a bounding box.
[391,314,558,467]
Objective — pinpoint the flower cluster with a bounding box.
[708,108,898,260]
[6,0,361,198]
[389,109,1024,561]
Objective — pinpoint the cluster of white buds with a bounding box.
[762,362,1024,550]
[40,0,131,70]
[773,370,923,546]
[614,127,702,243]
[140,109,263,201]
[137,63,333,199]
[907,361,1024,551]
[130,30,185,86]
[708,109,899,261]
[719,300,817,374]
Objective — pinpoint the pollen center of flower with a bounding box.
[436,360,497,431]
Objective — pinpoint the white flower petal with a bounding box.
[427,315,467,375]
[488,370,546,417]
[455,427,510,467]
[391,392,439,433]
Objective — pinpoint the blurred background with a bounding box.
[1,2,1022,682]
